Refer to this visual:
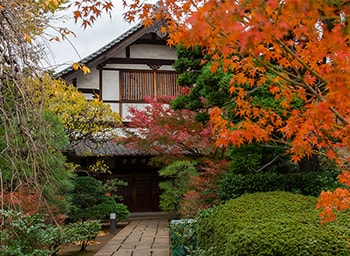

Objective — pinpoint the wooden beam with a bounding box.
[99,58,175,67]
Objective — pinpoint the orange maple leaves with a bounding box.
[69,0,350,222]
[121,0,350,222]
[71,0,114,28]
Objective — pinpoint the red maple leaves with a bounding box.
[124,96,216,163]
[121,0,350,222]
[71,0,350,222]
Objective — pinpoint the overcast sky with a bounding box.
[43,4,138,72]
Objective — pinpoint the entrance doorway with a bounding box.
[114,169,161,212]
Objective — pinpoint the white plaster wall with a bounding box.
[108,103,119,113]
[76,68,99,90]
[158,65,176,71]
[70,44,177,121]
[130,44,177,59]
[105,63,150,70]
[102,70,119,101]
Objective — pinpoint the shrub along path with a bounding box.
[94,213,170,256]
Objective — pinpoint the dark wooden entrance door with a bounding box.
[116,169,161,212]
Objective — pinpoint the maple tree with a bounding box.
[171,46,336,215]
[172,46,305,172]
[118,0,350,222]
[124,96,228,216]
[54,0,350,221]
[124,95,217,164]
[70,0,114,28]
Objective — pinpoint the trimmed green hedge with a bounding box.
[218,170,339,201]
[196,192,350,256]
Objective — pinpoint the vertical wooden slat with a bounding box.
[153,71,156,99]
[119,71,123,117]
[120,70,179,101]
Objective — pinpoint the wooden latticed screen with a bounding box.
[157,72,181,96]
[120,70,180,102]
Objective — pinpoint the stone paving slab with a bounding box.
[94,217,170,256]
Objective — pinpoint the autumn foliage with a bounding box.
[2,190,42,216]
[26,74,122,145]
[124,96,216,163]
[68,0,350,221]
[116,0,350,222]
[181,159,229,217]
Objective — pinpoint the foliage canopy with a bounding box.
[119,0,350,222]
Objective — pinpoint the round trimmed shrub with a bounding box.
[196,191,350,256]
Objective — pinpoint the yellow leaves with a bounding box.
[44,0,60,8]
[24,74,122,143]
[81,65,91,74]
[72,63,79,71]
[24,34,32,44]
[43,0,63,13]
[72,63,91,74]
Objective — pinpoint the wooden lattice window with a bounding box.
[120,70,180,102]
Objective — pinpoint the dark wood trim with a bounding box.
[102,99,121,103]
[72,78,77,87]
[78,88,100,95]
[153,70,157,98]
[119,71,123,117]
[99,67,178,73]
[99,69,103,99]
[126,46,130,58]
[99,58,175,67]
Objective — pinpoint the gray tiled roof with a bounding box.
[67,139,146,156]
[55,22,144,77]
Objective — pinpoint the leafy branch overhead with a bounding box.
[71,0,114,28]
[120,0,350,222]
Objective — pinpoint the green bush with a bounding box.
[218,170,339,201]
[196,192,350,256]
[114,203,130,221]
[159,160,198,215]
[0,210,101,255]
[65,220,101,252]
[169,219,197,256]
[0,210,52,256]
[69,176,129,222]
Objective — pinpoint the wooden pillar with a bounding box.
[148,64,161,98]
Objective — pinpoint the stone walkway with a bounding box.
[94,215,170,256]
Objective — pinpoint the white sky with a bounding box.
[42,3,137,72]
